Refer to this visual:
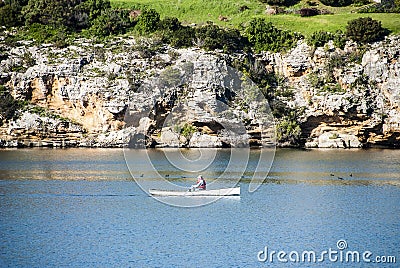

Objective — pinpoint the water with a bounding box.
[0,148,399,267]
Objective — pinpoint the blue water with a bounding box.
[0,149,399,267]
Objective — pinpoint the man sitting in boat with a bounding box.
[190,175,206,191]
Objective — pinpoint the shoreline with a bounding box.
[1,143,399,150]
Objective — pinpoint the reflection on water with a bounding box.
[0,148,130,181]
[0,148,399,188]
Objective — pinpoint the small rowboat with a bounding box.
[149,187,240,197]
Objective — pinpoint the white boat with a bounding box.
[149,187,240,197]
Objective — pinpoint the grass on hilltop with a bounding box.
[111,0,400,36]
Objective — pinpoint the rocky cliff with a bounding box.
[0,34,399,148]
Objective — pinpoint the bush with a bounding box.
[326,53,344,81]
[346,17,389,44]
[332,30,347,49]
[276,117,302,145]
[353,0,371,6]
[158,17,181,32]
[245,18,302,53]
[24,0,75,29]
[308,30,347,49]
[259,0,300,6]
[195,22,245,52]
[180,123,197,139]
[135,9,160,35]
[0,0,27,27]
[23,23,70,47]
[320,0,353,6]
[23,0,112,31]
[77,0,111,23]
[167,27,195,48]
[358,1,400,13]
[299,8,320,17]
[157,17,195,48]
[89,9,132,37]
[231,55,279,101]
[0,86,22,121]
[307,31,334,47]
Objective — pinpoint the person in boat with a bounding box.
[190,175,206,191]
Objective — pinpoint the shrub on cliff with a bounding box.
[21,0,133,40]
[77,0,111,23]
[346,17,390,44]
[258,0,300,6]
[195,22,245,52]
[275,107,304,145]
[276,117,302,145]
[307,30,346,48]
[307,31,334,47]
[245,18,302,53]
[174,123,197,140]
[320,0,353,6]
[0,86,22,122]
[135,9,160,35]
[23,23,70,47]
[298,8,319,17]
[23,0,111,30]
[24,0,82,29]
[89,9,132,37]
[157,17,195,48]
[0,0,27,27]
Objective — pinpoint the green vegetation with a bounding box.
[0,85,26,122]
[262,13,400,37]
[195,22,244,52]
[346,17,390,44]
[88,9,132,37]
[319,0,352,7]
[181,123,197,139]
[307,30,346,48]
[27,105,71,122]
[329,133,339,139]
[23,0,111,29]
[259,0,300,7]
[245,18,302,52]
[1,0,399,47]
[111,0,267,28]
[0,0,134,45]
[231,55,279,101]
[135,9,160,35]
[174,123,197,139]
[276,110,302,145]
[0,0,27,27]
[109,0,400,37]
[359,0,400,13]
[157,17,195,48]
[307,53,348,94]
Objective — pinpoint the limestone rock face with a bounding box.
[3,111,83,147]
[314,132,361,148]
[159,129,181,147]
[91,127,135,147]
[289,37,400,148]
[1,35,400,148]
[189,132,222,148]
